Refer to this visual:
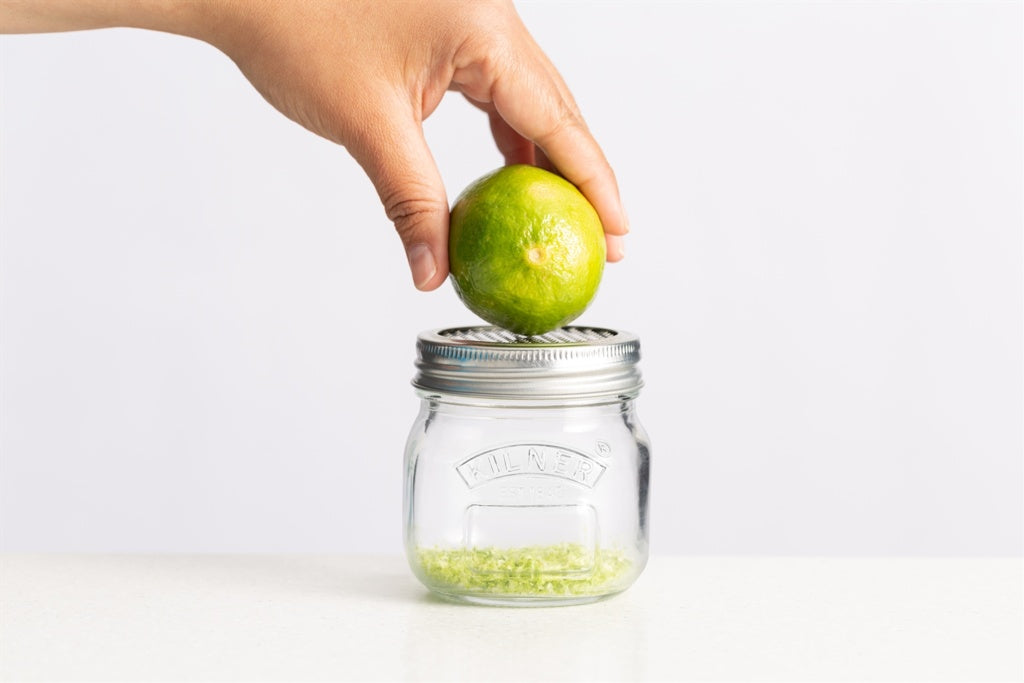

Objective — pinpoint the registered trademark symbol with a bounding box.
[596,440,612,456]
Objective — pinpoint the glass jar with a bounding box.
[403,326,651,606]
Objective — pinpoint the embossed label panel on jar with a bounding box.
[462,504,598,573]
[455,444,607,489]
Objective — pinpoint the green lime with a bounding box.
[448,165,606,336]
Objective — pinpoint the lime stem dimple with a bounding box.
[527,246,546,264]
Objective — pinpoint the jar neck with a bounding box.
[416,390,639,412]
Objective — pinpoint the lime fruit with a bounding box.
[448,165,606,336]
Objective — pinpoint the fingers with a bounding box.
[472,37,628,241]
[473,98,608,247]
[606,234,625,262]
[453,20,627,246]
[533,144,557,175]
[346,100,450,291]
[479,100,555,174]
[485,107,535,166]
[491,69,628,238]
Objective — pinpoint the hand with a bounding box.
[2,0,628,290]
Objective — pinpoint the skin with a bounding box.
[0,0,627,290]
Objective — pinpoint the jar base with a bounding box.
[427,588,623,608]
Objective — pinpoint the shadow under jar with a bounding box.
[403,326,651,607]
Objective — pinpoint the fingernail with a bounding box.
[621,206,630,234]
[408,244,437,290]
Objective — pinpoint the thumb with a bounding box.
[348,105,450,291]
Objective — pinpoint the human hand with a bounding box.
[2,0,628,290]
[201,0,627,290]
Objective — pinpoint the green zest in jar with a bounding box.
[415,544,633,597]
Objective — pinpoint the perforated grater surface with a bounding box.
[439,326,618,345]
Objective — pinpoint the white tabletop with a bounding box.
[1,555,1020,682]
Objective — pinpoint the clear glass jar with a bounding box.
[403,326,651,606]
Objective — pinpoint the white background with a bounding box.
[1,1,1020,556]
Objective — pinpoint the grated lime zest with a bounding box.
[415,543,632,596]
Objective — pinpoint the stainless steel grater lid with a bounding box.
[413,326,642,400]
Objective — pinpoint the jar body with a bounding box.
[404,394,650,606]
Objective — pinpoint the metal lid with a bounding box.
[413,326,642,401]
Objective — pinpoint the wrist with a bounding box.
[0,0,176,34]
[121,1,242,45]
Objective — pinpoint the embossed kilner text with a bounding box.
[456,444,607,489]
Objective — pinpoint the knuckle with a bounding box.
[453,36,513,95]
[475,48,509,86]
[537,104,581,147]
[460,0,516,30]
[384,190,446,240]
[451,5,519,86]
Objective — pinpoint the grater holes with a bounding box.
[440,326,618,345]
